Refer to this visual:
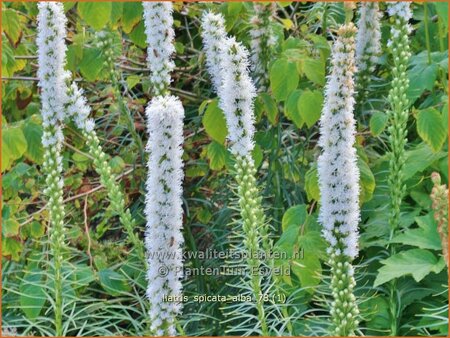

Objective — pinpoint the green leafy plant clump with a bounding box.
[1,1,448,337]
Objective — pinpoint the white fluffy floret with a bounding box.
[144,95,185,336]
[317,24,360,260]
[201,14,257,157]
[143,2,175,95]
[66,83,95,133]
[387,1,413,21]
[387,2,413,48]
[218,38,256,157]
[355,2,381,72]
[37,2,70,147]
[200,12,228,92]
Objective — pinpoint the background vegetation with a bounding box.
[1,1,448,336]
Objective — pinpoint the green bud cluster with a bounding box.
[430,172,449,266]
[234,154,269,335]
[386,15,412,236]
[328,252,359,336]
[41,129,65,335]
[84,130,145,261]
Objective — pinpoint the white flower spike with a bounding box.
[218,37,256,157]
[317,23,360,336]
[200,12,228,92]
[143,2,175,96]
[144,95,185,336]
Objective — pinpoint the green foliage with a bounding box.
[416,108,447,152]
[374,249,444,286]
[1,2,448,337]
[270,58,299,101]
[77,2,112,30]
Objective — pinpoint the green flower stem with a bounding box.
[386,9,412,336]
[42,127,65,336]
[329,254,359,336]
[84,130,145,261]
[387,19,410,240]
[234,154,269,336]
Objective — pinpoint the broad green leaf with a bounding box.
[297,230,327,260]
[284,90,304,128]
[374,249,440,286]
[202,99,228,144]
[392,213,442,250]
[305,166,320,202]
[207,141,228,170]
[3,218,20,237]
[72,264,95,288]
[416,108,446,152]
[227,2,243,16]
[359,296,390,331]
[186,162,208,178]
[291,252,322,292]
[2,38,15,77]
[403,144,446,180]
[407,62,438,102]
[270,59,299,101]
[19,269,46,320]
[2,126,27,172]
[369,112,388,136]
[2,237,22,261]
[2,9,22,45]
[252,143,263,168]
[434,3,448,30]
[126,74,141,90]
[23,119,44,164]
[78,2,112,30]
[358,158,375,203]
[98,269,131,296]
[110,2,124,25]
[109,156,125,174]
[298,90,323,128]
[129,21,146,49]
[122,2,143,33]
[274,223,299,257]
[79,48,105,81]
[30,221,45,239]
[259,93,278,125]
[303,58,325,86]
[72,152,91,171]
[282,204,307,232]
[63,2,76,12]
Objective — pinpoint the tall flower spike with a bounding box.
[202,18,271,333]
[317,23,360,336]
[36,2,70,335]
[386,2,412,236]
[249,2,277,91]
[200,12,228,92]
[219,38,256,157]
[144,96,185,336]
[143,3,185,335]
[355,2,381,105]
[143,2,175,96]
[64,82,145,261]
